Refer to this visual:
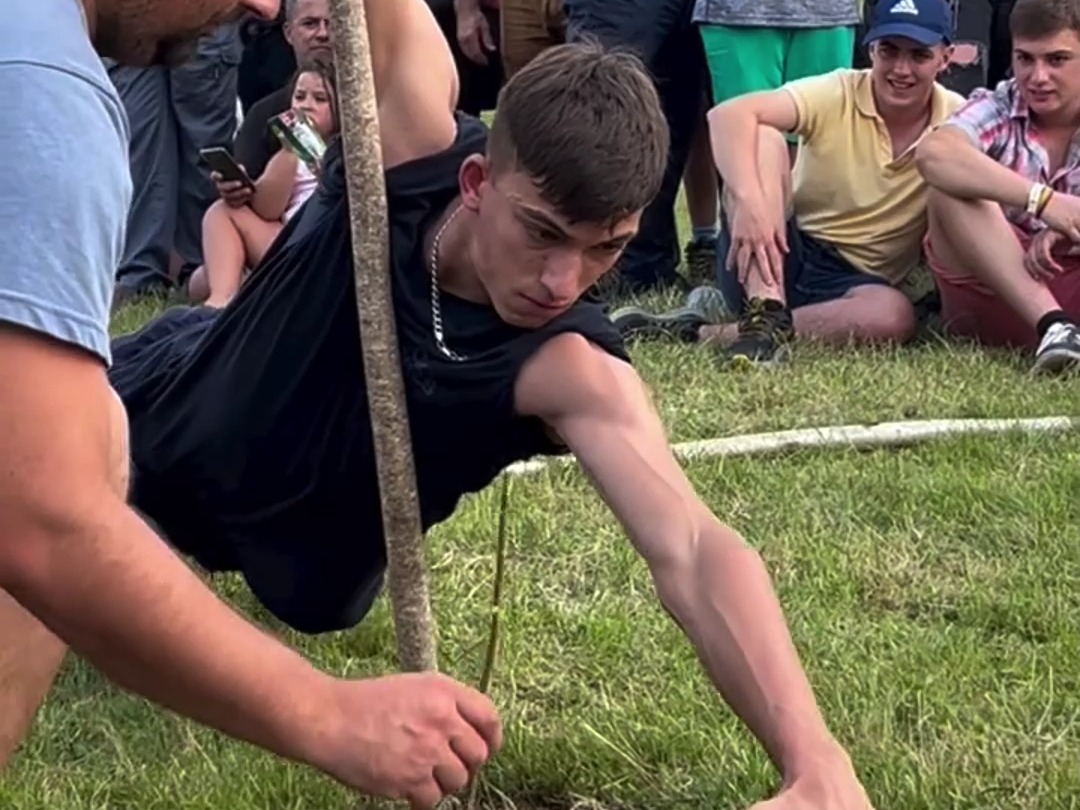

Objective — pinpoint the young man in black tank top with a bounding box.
[108,2,872,808]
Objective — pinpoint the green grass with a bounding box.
[6,228,1080,808]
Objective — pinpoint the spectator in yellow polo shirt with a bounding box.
[613,0,965,367]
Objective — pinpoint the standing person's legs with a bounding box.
[171,25,244,280]
[987,0,1016,86]
[500,0,565,78]
[428,0,505,114]
[699,25,787,114]
[699,24,801,165]
[565,0,705,294]
[681,100,720,285]
[110,64,178,299]
[0,389,130,767]
[783,25,855,159]
[784,25,856,80]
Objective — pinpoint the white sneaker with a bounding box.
[1033,321,1080,373]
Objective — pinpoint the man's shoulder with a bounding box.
[1,0,121,115]
[930,82,971,119]
[0,7,131,366]
[787,68,866,91]
[513,318,632,421]
[247,85,292,121]
[783,68,864,112]
[950,79,1019,119]
[383,113,489,192]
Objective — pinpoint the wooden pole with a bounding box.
[328,0,437,672]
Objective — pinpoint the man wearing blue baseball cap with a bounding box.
[613,0,966,367]
[862,0,953,47]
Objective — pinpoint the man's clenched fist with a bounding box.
[310,672,503,809]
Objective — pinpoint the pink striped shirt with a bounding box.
[945,78,1080,237]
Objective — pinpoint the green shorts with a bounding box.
[700,24,856,104]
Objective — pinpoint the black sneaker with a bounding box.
[1033,320,1080,373]
[610,304,707,343]
[683,236,717,286]
[722,297,795,369]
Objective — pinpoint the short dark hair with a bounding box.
[486,39,670,225]
[1010,0,1080,40]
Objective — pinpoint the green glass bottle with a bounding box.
[268,109,327,172]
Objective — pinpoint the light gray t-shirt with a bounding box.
[0,0,131,365]
[693,0,861,28]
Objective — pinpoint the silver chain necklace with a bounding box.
[428,204,468,362]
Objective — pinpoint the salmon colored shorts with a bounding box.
[924,226,1080,351]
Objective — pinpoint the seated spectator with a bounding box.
[614,0,964,367]
[191,63,338,306]
[915,0,1080,373]
[232,0,332,183]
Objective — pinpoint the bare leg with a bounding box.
[697,127,914,355]
[202,201,284,308]
[926,189,1061,327]
[614,127,913,350]
[700,284,915,346]
[680,112,720,284]
[715,125,792,304]
[611,127,790,345]
[0,591,67,766]
[0,389,129,768]
[201,201,246,307]
[186,265,210,304]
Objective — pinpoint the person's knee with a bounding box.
[203,198,230,230]
[186,266,210,303]
[925,185,955,216]
[848,286,917,343]
[926,186,1002,224]
[248,570,385,636]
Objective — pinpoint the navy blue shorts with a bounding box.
[716,217,889,313]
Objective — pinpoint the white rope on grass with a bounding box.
[504,416,1080,476]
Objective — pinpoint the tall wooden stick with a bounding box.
[328,0,437,672]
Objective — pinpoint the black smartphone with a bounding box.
[199,147,255,189]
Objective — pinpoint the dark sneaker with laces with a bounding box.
[683,236,717,286]
[722,297,795,369]
[610,304,707,343]
[1033,320,1080,373]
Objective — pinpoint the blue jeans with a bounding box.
[109,24,242,292]
[564,0,706,292]
[716,217,889,312]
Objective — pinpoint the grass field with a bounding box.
[4,235,1079,809]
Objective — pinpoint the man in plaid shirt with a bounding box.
[915,0,1080,373]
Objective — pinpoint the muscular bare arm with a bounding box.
[363,0,460,170]
[915,124,1032,207]
[707,89,800,207]
[515,335,869,806]
[0,328,334,765]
